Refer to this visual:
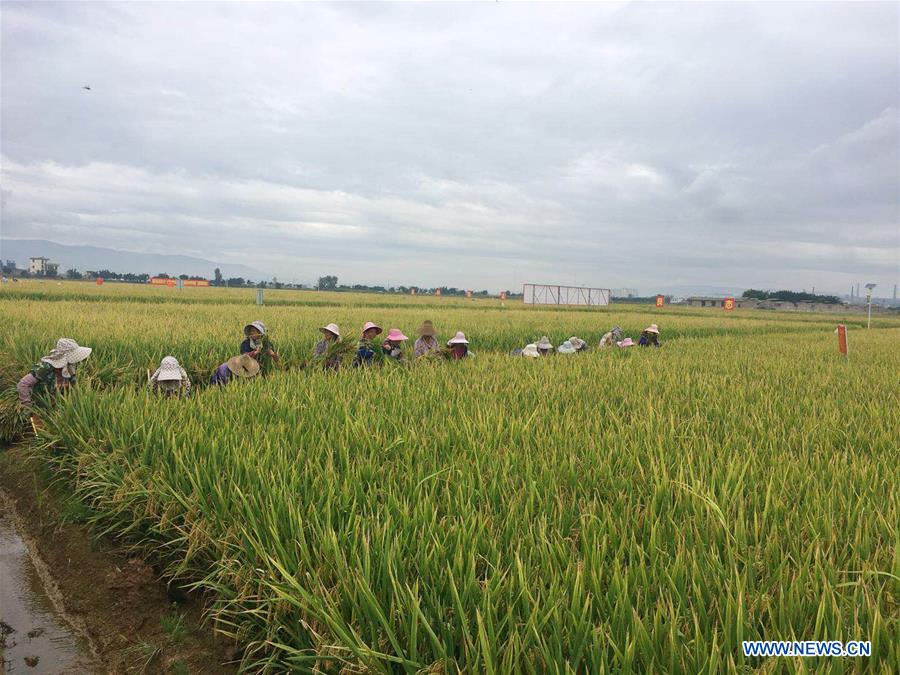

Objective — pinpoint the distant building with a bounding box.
[685,296,756,308]
[29,257,59,276]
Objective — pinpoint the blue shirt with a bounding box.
[210,362,233,385]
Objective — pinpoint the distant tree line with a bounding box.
[316,275,516,298]
[1,262,516,298]
[742,289,841,304]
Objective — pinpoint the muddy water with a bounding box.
[0,498,100,674]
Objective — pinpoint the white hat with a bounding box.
[644,324,659,334]
[536,336,553,350]
[320,323,341,338]
[244,320,267,336]
[153,356,184,382]
[557,340,577,354]
[447,331,469,345]
[521,343,540,358]
[41,338,93,369]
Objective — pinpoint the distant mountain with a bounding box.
[0,239,262,280]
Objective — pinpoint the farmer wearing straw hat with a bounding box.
[17,338,93,409]
[568,336,588,352]
[414,320,439,359]
[599,326,623,349]
[520,344,540,358]
[149,356,191,397]
[447,331,472,359]
[557,340,577,354]
[353,321,383,367]
[210,354,260,386]
[382,328,409,362]
[240,320,279,373]
[536,336,554,356]
[638,324,661,347]
[313,323,343,370]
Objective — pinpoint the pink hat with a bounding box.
[447,331,468,345]
[361,321,382,336]
[386,328,408,341]
[617,337,635,348]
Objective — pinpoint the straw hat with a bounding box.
[617,337,635,348]
[154,356,184,382]
[226,354,260,378]
[386,328,409,341]
[644,324,659,334]
[319,323,341,339]
[536,336,554,350]
[557,340,577,354]
[447,331,468,346]
[521,344,540,358]
[416,320,437,337]
[361,321,382,336]
[41,338,93,368]
[244,320,267,336]
[568,336,587,351]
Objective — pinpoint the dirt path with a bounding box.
[0,445,239,674]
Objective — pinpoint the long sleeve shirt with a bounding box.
[414,336,439,358]
[313,340,341,370]
[150,369,192,397]
[353,339,377,366]
[17,362,71,407]
[210,362,233,385]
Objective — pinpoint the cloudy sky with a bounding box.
[2,2,898,293]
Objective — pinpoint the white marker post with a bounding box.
[865,283,876,329]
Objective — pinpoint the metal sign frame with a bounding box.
[522,283,611,307]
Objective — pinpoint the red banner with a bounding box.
[723,297,735,311]
[655,295,664,308]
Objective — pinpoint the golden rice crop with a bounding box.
[2,281,898,672]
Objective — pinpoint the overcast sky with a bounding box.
[2,2,898,293]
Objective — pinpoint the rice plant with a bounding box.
[2,282,897,672]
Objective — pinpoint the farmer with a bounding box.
[149,356,191,397]
[598,326,623,349]
[536,336,554,356]
[447,331,472,359]
[313,323,342,369]
[382,328,409,362]
[568,336,588,352]
[414,320,440,359]
[557,340,577,354]
[353,321,383,366]
[638,324,661,347]
[17,338,93,410]
[520,344,540,358]
[210,354,260,385]
[240,321,279,373]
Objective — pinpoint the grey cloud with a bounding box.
[1,1,898,293]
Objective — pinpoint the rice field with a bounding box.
[2,280,898,673]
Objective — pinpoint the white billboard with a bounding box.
[522,283,611,307]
